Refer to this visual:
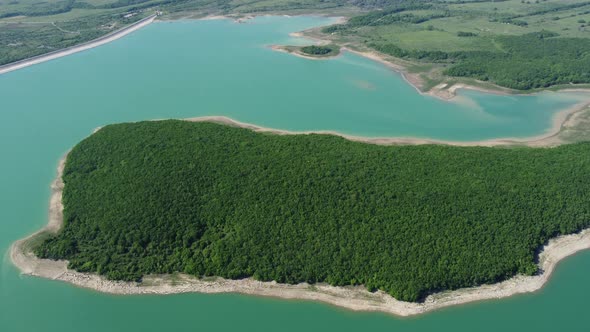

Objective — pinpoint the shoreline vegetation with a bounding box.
[10,115,590,316]
[277,41,590,102]
[306,22,590,101]
[306,3,590,92]
[267,16,590,101]
[270,44,341,60]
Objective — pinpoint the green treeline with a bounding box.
[0,0,164,18]
[457,31,477,37]
[445,32,590,89]
[370,31,590,90]
[507,1,590,19]
[370,42,451,61]
[300,45,335,55]
[36,121,590,302]
[322,2,440,33]
[0,0,74,19]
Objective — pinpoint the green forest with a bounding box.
[444,33,590,90]
[36,121,590,302]
[300,45,334,55]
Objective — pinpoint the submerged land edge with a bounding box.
[185,109,588,147]
[10,119,590,317]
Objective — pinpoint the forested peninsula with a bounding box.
[33,120,590,303]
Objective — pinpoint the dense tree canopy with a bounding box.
[300,45,335,55]
[36,121,590,302]
[444,32,590,90]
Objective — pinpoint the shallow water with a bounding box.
[0,16,589,331]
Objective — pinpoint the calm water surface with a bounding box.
[0,16,589,331]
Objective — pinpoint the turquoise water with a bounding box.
[0,16,589,331]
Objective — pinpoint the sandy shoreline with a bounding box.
[10,118,590,316]
[0,14,156,76]
[186,107,588,147]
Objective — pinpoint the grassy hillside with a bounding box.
[35,120,590,302]
[318,0,590,90]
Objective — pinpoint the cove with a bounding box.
[1,15,590,332]
[0,16,588,142]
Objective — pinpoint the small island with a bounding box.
[300,45,338,56]
[272,44,341,60]
[14,118,590,311]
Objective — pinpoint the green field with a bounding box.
[317,0,590,90]
[35,120,590,302]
